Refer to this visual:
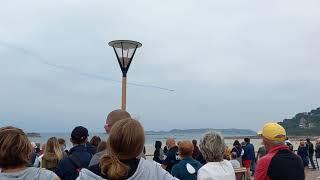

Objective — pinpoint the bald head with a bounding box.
[104,109,131,134]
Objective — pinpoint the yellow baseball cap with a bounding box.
[260,122,286,141]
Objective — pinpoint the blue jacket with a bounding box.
[85,143,97,155]
[55,145,92,180]
[242,143,255,161]
[171,157,202,180]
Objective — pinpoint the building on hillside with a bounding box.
[299,117,307,129]
[299,117,314,129]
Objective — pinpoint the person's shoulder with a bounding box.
[222,160,234,168]
[259,152,273,161]
[249,143,255,149]
[133,159,178,179]
[58,156,70,165]
[27,167,58,179]
[87,163,101,175]
[171,163,180,174]
[77,168,105,180]
[171,159,185,169]
[198,162,210,171]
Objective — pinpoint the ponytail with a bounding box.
[100,154,129,180]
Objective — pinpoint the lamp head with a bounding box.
[108,40,142,77]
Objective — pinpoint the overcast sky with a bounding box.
[1,0,320,133]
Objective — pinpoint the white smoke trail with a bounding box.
[0,40,174,92]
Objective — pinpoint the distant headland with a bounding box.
[146,128,257,136]
[26,132,41,137]
[279,107,320,136]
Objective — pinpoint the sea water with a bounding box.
[28,132,302,155]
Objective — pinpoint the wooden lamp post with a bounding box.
[108,40,142,111]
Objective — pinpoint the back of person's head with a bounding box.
[90,136,102,147]
[58,138,66,146]
[166,138,176,149]
[58,138,65,150]
[155,141,162,149]
[233,140,240,147]
[71,126,89,145]
[179,140,194,158]
[192,139,197,146]
[244,138,250,143]
[260,123,286,150]
[44,137,63,160]
[105,109,131,134]
[97,141,107,153]
[0,126,31,169]
[100,118,145,179]
[230,152,237,160]
[199,131,226,162]
[306,138,310,142]
[241,141,246,147]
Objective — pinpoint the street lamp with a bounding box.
[108,40,142,111]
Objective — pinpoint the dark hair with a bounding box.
[71,126,89,145]
[100,118,145,179]
[231,152,237,159]
[90,136,102,147]
[192,139,197,146]
[97,141,107,153]
[155,141,162,149]
[233,140,240,146]
[0,127,32,168]
[306,138,310,142]
[164,146,168,154]
[244,138,250,143]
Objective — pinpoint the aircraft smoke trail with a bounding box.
[0,40,174,92]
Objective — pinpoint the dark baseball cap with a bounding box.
[71,126,89,140]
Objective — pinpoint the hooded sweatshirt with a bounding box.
[76,158,178,180]
[0,167,58,180]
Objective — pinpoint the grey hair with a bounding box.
[199,131,226,162]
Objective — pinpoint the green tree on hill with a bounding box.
[279,107,320,136]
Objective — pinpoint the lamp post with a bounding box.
[108,40,142,111]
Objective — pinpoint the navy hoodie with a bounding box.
[55,145,92,180]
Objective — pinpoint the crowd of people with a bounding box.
[0,109,318,180]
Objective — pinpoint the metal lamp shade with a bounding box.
[108,40,142,77]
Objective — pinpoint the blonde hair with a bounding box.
[100,118,145,180]
[200,131,226,162]
[43,137,63,160]
[0,126,32,168]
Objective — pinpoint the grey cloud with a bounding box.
[1,0,320,132]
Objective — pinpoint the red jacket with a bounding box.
[255,145,304,180]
